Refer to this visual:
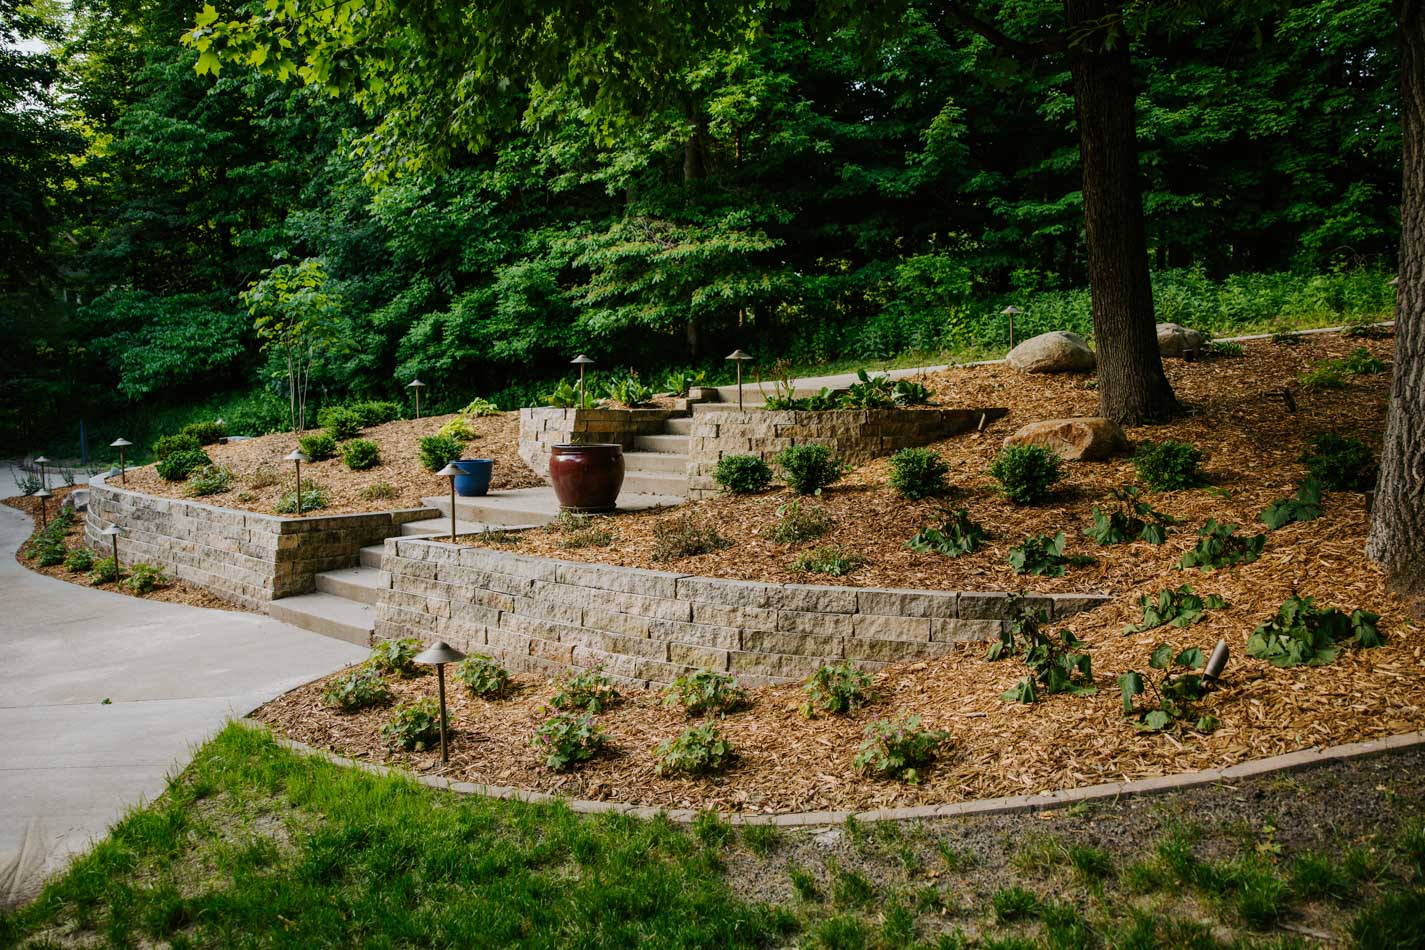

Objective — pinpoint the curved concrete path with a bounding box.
[0,467,366,909]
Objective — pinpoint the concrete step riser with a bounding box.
[315,573,381,606]
[448,501,559,527]
[268,602,372,646]
[634,434,691,453]
[621,472,690,497]
[623,452,689,474]
[359,545,385,569]
[663,417,694,435]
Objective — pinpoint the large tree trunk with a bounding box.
[1064,0,1176,424]
[1367,0,1425,615]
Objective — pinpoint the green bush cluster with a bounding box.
[888,447,948,500]
[1133,440,1205,491]
[179,420,226,445]
[712,454,773,494]
[122,563,167,594]
[549,667,620,713]
[348,400,402,426]
[988,445,1061,504]
[853,715,951,784]
[654,723,736,776]
[455,655,511,697]
[379,698,442,752]
[155,449,211,482]
[802,661,876,718]
[152,432,201,459]
[1246,593,1383,667]
[663,670,748,717]
[88,555,120,585]
[1301,433,1376,491]
[183,463,232,497]
[459,397,501,417]
[532,712,606,771]
[342,438,381,470]
[322,664,392,711]
[419,434,464,472]
[274,484,329,513]
[298,432,337,461]
[63,547,96,572]
[775,444,845,495]
[317,406,364,440]
[369,637,423,677]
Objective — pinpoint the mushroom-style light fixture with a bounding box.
[570,355,594,409]
[725,349,753,411]
[284,449,310,515]
[33,488,50,530]
[109,438,132,485]
[1001,306,1022,351]
[437,462,462,542]
[33,455,49,491]
[414,640,467,765]
[101,523,122,576]
[407,378,426,419]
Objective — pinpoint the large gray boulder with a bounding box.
[1003,417,1128,462]
[1006,331,1096,374]
[1157,322,1206,358]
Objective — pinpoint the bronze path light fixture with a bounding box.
[109,439,132,485]
[33,456,49,491]
[726,349,753,410]
[437,463,461,542]
[1204,639,1230,682]
[414,641,467,765]
[1001,306,1021,351]
[34,488,50,530]
[101,524,122,577]
[407,378,426,419]
[570,355,594,409]
[284,448,310,515]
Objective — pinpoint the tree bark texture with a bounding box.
[1064,0,1176,424]
[1367,0,1425,613]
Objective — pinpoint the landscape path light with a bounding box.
[34,488,50,530]
[437,462,462,542]
[101,524,122,577]
[109,438,132,485]
[725,349,753,410]
[414,641,467,765]
[284,448,310,515]
[1001,305,1021,351]
[1204,639,1230,682]
[34,455,49,491]
[570,355,594,409]
[407,378,426,419]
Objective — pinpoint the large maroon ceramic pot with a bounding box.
[549,443,625,513]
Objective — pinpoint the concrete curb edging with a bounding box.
[242,720,1425,827]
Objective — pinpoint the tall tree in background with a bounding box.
[1368,0,1425,614]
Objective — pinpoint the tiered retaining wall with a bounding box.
[85,473,430,609]
[376,537,1107,687]
[685,407,1008,498]
[518,407,679,479]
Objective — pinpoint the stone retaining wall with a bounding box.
[686,407,1008,499]
[375,537,1106,687]
[518,407,678,479]
[85,473,430,609]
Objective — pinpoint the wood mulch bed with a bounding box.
[257,331,1425,814]
[5,488,250,611]
[120,412,544,517]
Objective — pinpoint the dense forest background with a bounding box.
[0,0,1400,459]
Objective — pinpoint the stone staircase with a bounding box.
[621,415,692,498]
[267,545,389,646]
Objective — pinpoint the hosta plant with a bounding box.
[654,723,736,776]
[1084,486,1176,545]
[1246,593,1383,667]
[1122,585,1226,635]
[892,379,934,406]
[1008,531,1095,577]
[459,397,501,417]
[379,698,442,752]
[663,670,748,717]
[802,661,876,718]
[1177,520,1265,570]
[456,655,511,697]
[1260,479,1325,530]
[549,667,620,713]
[986,606,1096,703]
[838,369,896,409]
[322,664,392,711]
[853,715,951,784]
[906,507,989,558]
[604,372,655,407]
[1118,644,1217,733]
[532,712,607,771]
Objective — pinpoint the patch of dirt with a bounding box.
[5,488,254,612]
[119,412,543,517]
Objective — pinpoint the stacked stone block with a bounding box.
[518,407,678,479]
[375,538,1106,687]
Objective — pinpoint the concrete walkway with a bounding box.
[0,466,366,909]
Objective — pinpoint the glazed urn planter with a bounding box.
[549,443,624,513]
[452,459,494,497]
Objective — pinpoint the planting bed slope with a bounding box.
[260,332,1425,814]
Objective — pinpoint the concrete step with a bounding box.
[359,544,386,568]
[623,450,688,474]
[621,470,689,497]
[423,487,684,525]
[400,517,538,537]
[268,592,373,646]
[314,565,386,606]
[634,433,690,454]
[663,416,694,435]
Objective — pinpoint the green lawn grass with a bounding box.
[3,724,1421,948]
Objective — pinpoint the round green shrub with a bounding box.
[1132,440,1205,491]
[713,454,773,494]
[88,555,119,585]
[297,432,337,462]
[988,445,1062,504]
[774,444,845,495]
[183,463,232,497]
[155,449,211,482]
[1301,433,1377,491]
[419,434,464,472]
[531,711,606,771]
[323,407,363,441]
[152,433,200,459]
[349,400,402,427]
[889,447,949,500]
[342,438,381,470]
[63,547,95,572]
[179,420,225,446]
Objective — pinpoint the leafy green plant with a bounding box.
[1118,644,1216,733]
[322,665,392,711]
[437,416,479,442]
[775,444,845,495]
[155,449,211,482]
[802,661,876,718]
[853,715,951,783]
[764,499,833,544]
[663,670,748,716]
[122,563,168,594]
[1301,433,1376,491]
[651,514,730,561]
[1133,440,1205,491]
[1084,486,1176,544]
[152,432,201,459]
[1122,585,1226,635]
[88,556,120,585]
[1207,339,1245,357]
[906,507,988,558]
[791,545,866,576]
[379,698,442,752]
[1008,531,1095,577]
[1178,520,1266,570]
[892,379,934,406]
[361,481,398,501]
[418,434,464,472]
[661,368,707,396]
[180,420,226,445]
[654,723,736,776]
[63,547,96,572]
[1246,592,1383,667]
[297,432,337,461]
[604,372,655,407]
[183,463,232,497]
[1341,346,1387,374]
[764,385,839,411]
[349,400,403,426]
[532,712,607,771]
[549,667,620,713]
[988,444,1062,504]
[458,397,501,417]
[32,538,66,566]
[455,655,511,697]
[321,406,363,441]
[839,369,896,409]
[713,455,773,494]
[342,438,381,470]
[369,637,422,677]
[987,606,1096,703]
[888,447,948,500]
[544,379,581,408]
[1298,363,1346,391]
[1260,478,1324,529]
[545,512,615,548]
[274,483,329,513]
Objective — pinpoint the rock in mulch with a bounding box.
[1006,331,1096,374]
[1003,416,1128,461]
[1157,322,1206,358]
